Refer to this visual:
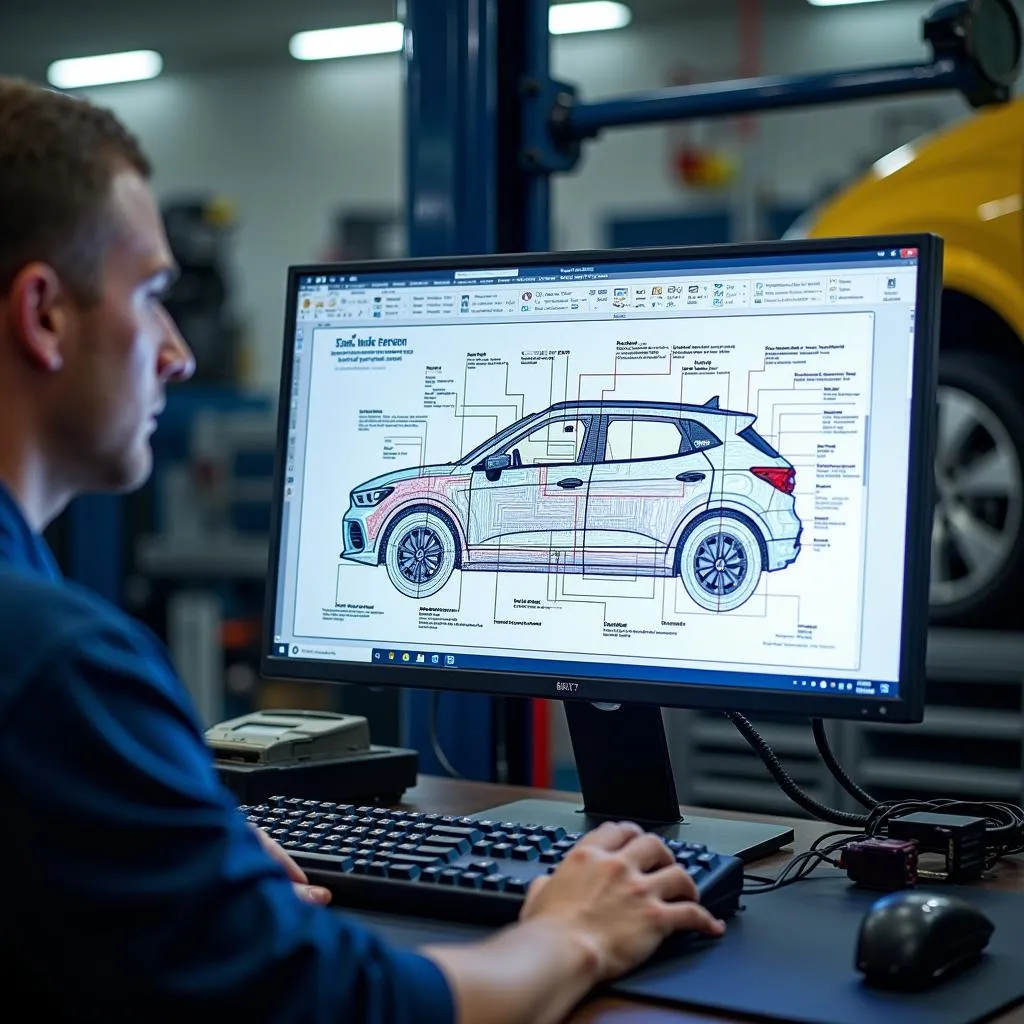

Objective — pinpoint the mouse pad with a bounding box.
[342,877,1024,1024]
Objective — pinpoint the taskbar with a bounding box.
[271,642,899,699]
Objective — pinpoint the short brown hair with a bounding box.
[0,77,151,303]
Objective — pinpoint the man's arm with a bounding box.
[423,822,725,1024]
[1,622,452,1024]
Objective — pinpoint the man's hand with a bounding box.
[250,824,332,906]
[520,820,724,981]
[423,820,724,1024]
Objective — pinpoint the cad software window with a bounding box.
[270,249,920,700]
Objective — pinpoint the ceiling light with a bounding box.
[47,50,163,89]
[807,0,890,6]
[289,22,405,61]
[549,1,632,35]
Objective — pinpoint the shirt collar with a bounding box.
[0,482,63,582]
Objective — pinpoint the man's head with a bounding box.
[0,77,194,521]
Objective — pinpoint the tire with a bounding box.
[384,509,459,599]
[930,352,1024,626]
[678,512,764,612]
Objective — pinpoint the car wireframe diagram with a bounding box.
[340,399,802,612]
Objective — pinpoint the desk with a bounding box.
[392,776,1024,1024]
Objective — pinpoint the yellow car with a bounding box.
[790,99,1024,626]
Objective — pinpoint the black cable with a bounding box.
[429,691,464,780]
[726,712,1024,882]
[811,718,878,809]
[725,712,867,827]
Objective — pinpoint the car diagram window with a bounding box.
[681,419,723,452]
[603,417,688,463]
[504,418,588,466]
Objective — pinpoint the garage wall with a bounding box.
[73,0,974,387]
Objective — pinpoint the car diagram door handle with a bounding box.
[676,471,707,483]
[557,477,584,489]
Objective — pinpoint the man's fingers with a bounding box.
[574,820,643,852]
[661,900,726,938]
[646,864,699,904]
[252,823,308,884]
[293,882,332,906]
[621,833,675,873]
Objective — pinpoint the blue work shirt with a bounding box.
[0,483,454,1023]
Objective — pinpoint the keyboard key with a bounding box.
[352,859,371,874]
[287,829,309,839]
[697,853,717,869]
[481,874,507,892]
[524,834,552,851]
[470,861,498,875]
[457,872,484,889]
[471,841,493,857]
[423,836,471,855]
[431,826,484,844]
[540,826,566,842]
[415,845,461,864]
[367,861,389,878]
[470,819,498,832]
[438,869,461,886]
[420,867,443,883]
[505,878,530,894]
[389,864,420,881]
[490,843,514,858]
[387,854,447,869]
[511,845,539,861]
[540,850,560,864]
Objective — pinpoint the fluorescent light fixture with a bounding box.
[807,0,890,6]
[47,50,163,89]
[289,21,404,61]
[549,1,632,35]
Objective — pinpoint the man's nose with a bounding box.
[158,308,196,383]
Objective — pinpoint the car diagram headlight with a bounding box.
[351,486,395,507]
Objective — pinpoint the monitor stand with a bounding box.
[474,701,794,863]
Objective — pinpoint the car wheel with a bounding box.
[678,512,764,612]
[930,352,1024,626]
[384,510,458,599]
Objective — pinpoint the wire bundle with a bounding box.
[726,712,1024,891]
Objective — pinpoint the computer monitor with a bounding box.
[262,236,940,858]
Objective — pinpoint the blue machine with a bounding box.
[401,0,1020,781]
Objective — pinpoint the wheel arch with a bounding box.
[377,502,466,569]
[673,507,769,576]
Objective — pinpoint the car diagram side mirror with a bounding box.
[482,452,512,481]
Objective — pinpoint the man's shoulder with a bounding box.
[0,564,173,711]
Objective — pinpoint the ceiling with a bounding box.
[0,0,823,82]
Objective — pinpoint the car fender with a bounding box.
[942,245,1024,345]
[376,498,469,565]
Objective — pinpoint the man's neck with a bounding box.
[0,455,69,533]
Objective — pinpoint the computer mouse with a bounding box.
[855,890,995,990]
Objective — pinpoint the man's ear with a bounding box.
[7,262,72,373]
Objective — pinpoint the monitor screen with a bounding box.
[263,238,938,724]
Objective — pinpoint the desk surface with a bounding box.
[395,776,1024,1024]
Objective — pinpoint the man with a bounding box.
[0,77,724,1023]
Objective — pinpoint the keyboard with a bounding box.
[243,796,745,926]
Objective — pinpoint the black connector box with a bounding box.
[888,811,987,883]
[216,745,419,806]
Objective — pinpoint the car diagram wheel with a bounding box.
[679,513,764,612]
[385,511,458,599]
[930,352,1024,626]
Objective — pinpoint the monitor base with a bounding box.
[472,797,793,863]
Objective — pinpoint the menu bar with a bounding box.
[296,269,917,323]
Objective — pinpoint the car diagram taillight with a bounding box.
[751,466,796,494]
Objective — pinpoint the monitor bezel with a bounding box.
[261,234,940,725]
